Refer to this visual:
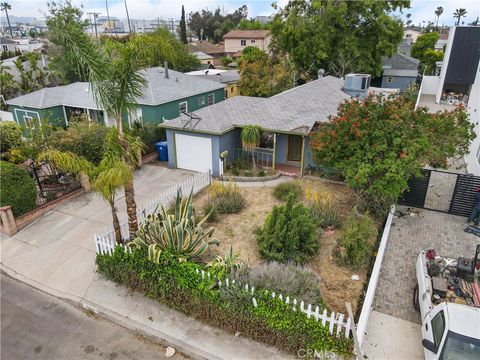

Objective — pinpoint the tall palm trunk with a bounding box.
[115,113,138,239]
[251,149,256,170]
[109,199,122,244]
[5,8,12,37]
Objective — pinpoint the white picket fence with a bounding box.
[197,268,352,338]
[94,171,212,247]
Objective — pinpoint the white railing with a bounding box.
[356,205,395,346]
[94,171,212,246]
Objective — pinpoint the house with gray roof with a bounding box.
[380,54,419,89]
[161,75,353,177]
[6,66,225,128]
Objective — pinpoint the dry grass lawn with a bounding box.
[195,178,377,315]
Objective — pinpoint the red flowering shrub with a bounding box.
[310,94,475,213]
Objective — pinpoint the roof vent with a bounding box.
[164,61,169,79]
[317,68,325,78]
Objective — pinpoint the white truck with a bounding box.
[414,246,480,360]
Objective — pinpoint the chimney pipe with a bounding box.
[317,68,325,79]
[164,61,169,79]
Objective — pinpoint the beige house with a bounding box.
[223,30,271,56]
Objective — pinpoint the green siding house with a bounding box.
[6,67,225,128]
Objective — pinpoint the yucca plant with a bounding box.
[240,125,262,170]
[130,189,219,263]
[207,246,243,274]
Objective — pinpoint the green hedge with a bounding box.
[96,248,352,357]
[0,161,37,217]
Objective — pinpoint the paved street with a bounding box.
[1,273,186,360]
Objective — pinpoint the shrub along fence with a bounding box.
[94,171,212,244]
[95,246,353,356]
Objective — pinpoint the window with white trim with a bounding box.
[128,108,143,127]
[198,96,205,106]
[207,94,214,105]
[386,76,394,83]
[251,39,255,43]
[240,39,246,46]
[23,115,34,129]
[179,101,188,114]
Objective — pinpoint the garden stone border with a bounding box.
[219,172,281,182]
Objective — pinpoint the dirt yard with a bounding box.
[195,178,375,315]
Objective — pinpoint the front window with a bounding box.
[240,39,246,46]
[440,331,480,360]
[251,39,255,43]
[198,96,205,106]
[432,311,445,348]
[23,115,34,129]
[386,76,394,84]
[207,94,214,105]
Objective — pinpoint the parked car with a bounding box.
[414,246,480,359]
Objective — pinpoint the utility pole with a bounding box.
[169,18,174,34]
[157,17,160,29]
[87,12,100,43]
[124,0,132,33]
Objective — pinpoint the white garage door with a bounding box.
[175,133,213,173]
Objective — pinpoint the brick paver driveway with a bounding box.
[373,205,478,323]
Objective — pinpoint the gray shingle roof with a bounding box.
[162,76,350,135]
[382,53,419,71]
[6,67,224,109]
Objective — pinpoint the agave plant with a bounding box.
[207,246,243,274]
[130,189,219,263]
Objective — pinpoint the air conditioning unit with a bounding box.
[344,73,371,92]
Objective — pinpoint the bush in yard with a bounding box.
[305,187,341,229]
[207,181,245,214]
[256,196,318,264]
[126,122,165,155]
[272,181,302,201]
[235,261,324,306]
[0,161,37,217]
[310,94,475,214]
[202,200,218,222]
[336,212,377,269]
[96,247,352,356]
[0,122,22,156]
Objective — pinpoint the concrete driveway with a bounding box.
[0,165,194,300]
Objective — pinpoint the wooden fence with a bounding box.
[94,171,211,244]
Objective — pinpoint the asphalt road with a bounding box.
[1,273,186,360]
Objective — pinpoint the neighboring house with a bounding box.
[6,66,225,128]
[416,26,480,175]
[397,38,412,56]
[404,27,422,43]
[193,51,214,65]
[186,69,240,98]
[161,74,370,177]
[223,30,271,56]
[188,41,225,66]
[380,54,419,89]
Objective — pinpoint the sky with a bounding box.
[3,0,480,25]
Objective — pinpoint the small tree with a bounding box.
[179,5,188,44]
[310,94,475,213]
[240,125,262,170]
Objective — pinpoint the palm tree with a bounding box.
[405,13,412,27]
[435,6,443,27]
[241,125,262,170]
[37,130,143,244]
[52,24,172,239]
[124,0,131,33]
[453,8,467,26]
[0,2,13,37]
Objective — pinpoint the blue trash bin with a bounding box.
[155,141,168,161]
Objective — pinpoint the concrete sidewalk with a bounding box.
[1,165,292,359]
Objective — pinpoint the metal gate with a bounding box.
[399,169,480,217]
